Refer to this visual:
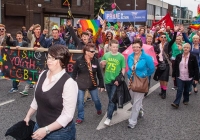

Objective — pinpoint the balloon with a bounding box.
[111,3,116,9]
[100,9,104,14]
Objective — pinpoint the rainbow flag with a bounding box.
[80,20,100,36]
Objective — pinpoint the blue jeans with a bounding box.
[77,88,102,120]
[173,78,192,105]
[33,122,76,140]
[105,83,117,119]
[12,80,19,89]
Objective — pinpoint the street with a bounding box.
[1,78,200,140]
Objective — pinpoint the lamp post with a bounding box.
[161,0,163,18]
[179,0,181,24]
[134,0,137,27]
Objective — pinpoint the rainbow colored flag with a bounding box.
[80,20,100,36]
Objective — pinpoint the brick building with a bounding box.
[1,0,94,35]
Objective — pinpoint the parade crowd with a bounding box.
[0,18,199,139]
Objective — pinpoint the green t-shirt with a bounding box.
[102,52,126,84]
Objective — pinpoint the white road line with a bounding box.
[0,99,15,106]
[96,82,160,130]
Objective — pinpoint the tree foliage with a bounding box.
[94,0,111,17]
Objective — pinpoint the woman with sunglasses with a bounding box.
[72,43,104,125]
[153,26,179,99]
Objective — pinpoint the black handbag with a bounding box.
[158,62,167,70]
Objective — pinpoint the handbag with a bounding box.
[158,62,167,70]
[163,51,172,76]
[129,63,149,93]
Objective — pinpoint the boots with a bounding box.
[159,88,164,96]
[161,90,166,99]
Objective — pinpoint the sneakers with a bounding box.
[183,102,188,105]
[104,118,111,126]
[97,110,102,115]
[20,91,28,96]
[29,84,34,89]
[138,110,144,118]
[9,88,18,93]
[171,103,179,108]
[75,119,83,125]
[127,124,135,129]
[171,87,178,90]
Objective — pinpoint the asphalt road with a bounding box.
[1,77,200,140]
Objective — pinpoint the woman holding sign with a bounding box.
[24,44,78,139]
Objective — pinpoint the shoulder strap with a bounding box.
[163,51,171,65]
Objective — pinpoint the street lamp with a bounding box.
[134,0,137,27]
[179,0,181,24]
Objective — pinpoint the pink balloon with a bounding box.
[111,3,116,9]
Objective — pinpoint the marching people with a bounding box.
[24,44,78,139]
[72,43,104,124]
[19,24,42,96]
[127,39,155,129]
[100,39,126,126]
[39,25,66,48]
[119,30,131,53]
[182,28,200,94]
[171,43,199,108]
[153,25,179,99]
[6,31,28,93]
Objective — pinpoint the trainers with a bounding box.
[9,88,18,93]
[183,102,188,105]
[104,118,111,126]
[171,87,178,90]
[29,84,34,89]
[127,124,135,129]
[113,110,117,116]
[20,91,28,96]
[138,110,144,118]
[97,110,102,115]
[75,119,83,125]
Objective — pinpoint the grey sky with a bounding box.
[163,0,199,16]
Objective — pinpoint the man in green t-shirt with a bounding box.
[100,39,126,126]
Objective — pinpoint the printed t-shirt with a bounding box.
[102,52,126,84]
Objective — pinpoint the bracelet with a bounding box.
[45,126,50,134]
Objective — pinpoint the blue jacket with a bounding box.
[39,34,66,48]
[127,50,155,79]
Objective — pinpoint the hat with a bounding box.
[5,120,35,140]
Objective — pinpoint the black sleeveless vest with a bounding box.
[35,70,70,127]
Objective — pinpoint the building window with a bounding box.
[77,0,81,6]
[155,6,161,16]
[147,4,154,15]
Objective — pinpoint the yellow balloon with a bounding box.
[100,9,104,14]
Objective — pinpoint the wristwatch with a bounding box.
[45,126,50,134]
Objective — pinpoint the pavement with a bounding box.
[1,78,200,140]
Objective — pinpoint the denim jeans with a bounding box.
[77,88,102,120]
[105,83,117,119]
[173,78,193,105]
[33,122,76,140]
[12,80,19,89]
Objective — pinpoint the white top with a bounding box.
[30,69,78,127]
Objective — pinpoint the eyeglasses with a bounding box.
[88,50,95,53]
[47,56,57,61]
[0,28,5,31]
[132,46,141,49]
[161,36,166,39]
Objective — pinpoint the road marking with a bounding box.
[0,99,15,107]
[96,83,160,130]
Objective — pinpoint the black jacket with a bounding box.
[172,53,199,81]
[112,73,131,108]
[119,37,131,53]
[71,55,104,90]
[6,36,28,47]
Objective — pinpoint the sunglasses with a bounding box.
[0,28,5,31]
[161,36,166,38]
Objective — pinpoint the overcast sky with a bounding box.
[163,0,199,16]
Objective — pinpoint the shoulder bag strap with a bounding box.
[163,51,172,65]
